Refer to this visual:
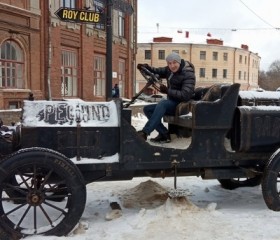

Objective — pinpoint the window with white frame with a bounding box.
[238,71,242,80]
[9,101,21,109]
[118,11,125,37]
[199,68,205,78]
[212,52,218,61]
[223,52,228,61]
[93,55,106,97]
[223,69,227,78]
[158,50,165,60]
[200,51,206,60]
[239,55,242,64]
[119,59,125,97]
[88,0,105,30]
[212,68,217,78]
[61,49,78,97]
[0,40,24,88]
[145,50,151,60]
[60,0,75,8]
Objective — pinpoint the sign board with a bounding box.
[22,100,119,127]
[55,8,105,24]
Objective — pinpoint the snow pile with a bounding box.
[121,180,198,210]
[122,180,168,209]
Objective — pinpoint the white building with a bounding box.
[136,36,260,93]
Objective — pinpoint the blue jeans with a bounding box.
[142,99,179,135]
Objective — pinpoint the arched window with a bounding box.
[0,40,25,88]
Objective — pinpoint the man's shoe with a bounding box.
[137,130,147,140]
[150,133,171,143]
[150,134,163,142]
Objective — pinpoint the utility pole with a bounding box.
[47,0,52,100]
[106,0,113,101]
[104,0,134,100]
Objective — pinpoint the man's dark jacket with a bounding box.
[147,59,196,102]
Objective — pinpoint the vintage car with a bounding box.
[0,67,280,238]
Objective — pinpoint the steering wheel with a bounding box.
[122,66,162,108]
[138,66,161,91]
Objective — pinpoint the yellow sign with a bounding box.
[55,8,104,24]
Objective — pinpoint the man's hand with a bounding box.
[159,84,168,94]
[137,63,149,70]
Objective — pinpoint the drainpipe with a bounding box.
[247,52,251,90]
[233,48,237,84]
[150,42,153,66]
[105,0,113,101]
[189,43,192,62]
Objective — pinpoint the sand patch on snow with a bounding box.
[121,180,198,210]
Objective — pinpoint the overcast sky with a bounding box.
[137,0,280,71]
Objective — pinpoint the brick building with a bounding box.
[136,37,260,93]
[0,0,137,110]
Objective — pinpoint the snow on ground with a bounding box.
[25,177,280,240]
[24,111,280,240]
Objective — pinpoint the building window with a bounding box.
[245,56,247,64]
[61,49,78,97]
[158,50,165,60]
[239,55,242,64]
[212,52,218,61]
[172,50,179,54]
[88,0,105,30]
[93,55,106,97]
[118,12,125,37]
[212,69,217,78]
[8,101,21,109]
[118,59,125,97]
[0,40,24,88]
[200,51,206,60]
[199,68,205,78]
[223,52,228,61]
[145,50,151,60]
[60,0,75,8]
[238,71,242,80]
[244,71,247,80]
[223,69,227,78]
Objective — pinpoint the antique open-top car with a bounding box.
[1,66,280,238]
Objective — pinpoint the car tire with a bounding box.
[0,147,86,238]
[218,176,262,190]
[262,149,280,211]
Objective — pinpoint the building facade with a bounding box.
[136,37,260,93]
[0,0,137,110]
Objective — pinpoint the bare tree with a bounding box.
[258,70,269,90]
[259,60,280,91]
[267,60,280,90]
